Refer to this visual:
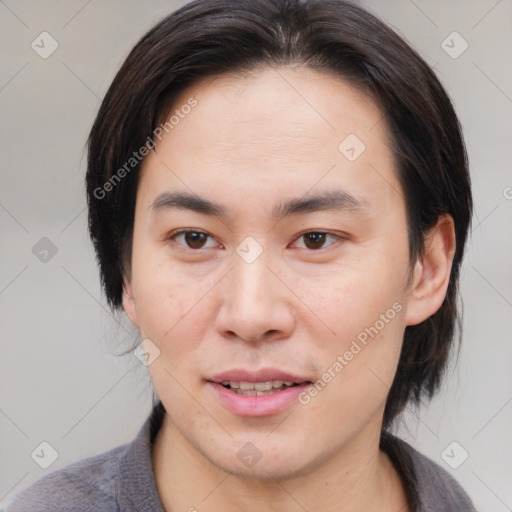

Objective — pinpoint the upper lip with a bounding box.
[208,368,313,384]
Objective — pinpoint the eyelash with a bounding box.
[166,229,345,252]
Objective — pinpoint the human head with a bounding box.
[86,0,471,432]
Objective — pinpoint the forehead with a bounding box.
[138,66,400,216]
[167,66,387,156]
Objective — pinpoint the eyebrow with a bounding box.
[150,189,370,221]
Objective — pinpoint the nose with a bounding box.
[214,250,296,344]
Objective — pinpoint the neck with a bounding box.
[152,414,409,512]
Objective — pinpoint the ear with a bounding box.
[405,214,456,326]
[122,277,140,328]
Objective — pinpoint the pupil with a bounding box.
[305,232,325,249]
[185,232,206,248]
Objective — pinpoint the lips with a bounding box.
[206,369,313,416]
[208,368,312,385]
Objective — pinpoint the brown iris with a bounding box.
[184,232,208,249]
[303,232,327,250]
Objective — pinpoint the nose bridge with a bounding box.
[216,244,294,342]
[233,251,273,306]
[231,234,276,301]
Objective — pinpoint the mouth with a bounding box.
[206,369,313,416]
[219,380,302,396]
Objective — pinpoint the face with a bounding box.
[124,66,417,479]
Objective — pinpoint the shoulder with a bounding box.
[4,443,128,512]
[5,402,166,512]
[381,432,478,511]
[410,446,477,511]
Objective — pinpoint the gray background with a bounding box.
[1,0,511,509]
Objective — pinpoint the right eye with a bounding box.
[167,230,220,250]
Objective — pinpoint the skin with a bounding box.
[123,66,456,512]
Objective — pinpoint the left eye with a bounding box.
[293,232,340,250]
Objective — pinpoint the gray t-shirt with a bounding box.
[4,401,478,511]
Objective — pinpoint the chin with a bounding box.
[215,456,317,482]
[199,434,326,482]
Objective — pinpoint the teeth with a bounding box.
[220,380,300,395]
[223,380,296,390]
[254,382,273,391]
[235,388,283,396]
[241,389,257,396]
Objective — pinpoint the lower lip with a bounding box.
[207,382,310,417]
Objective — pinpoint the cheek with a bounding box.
[297,252,408,409]
[299,299,406,440]
[300,256,407,345]
[130,248,219,368]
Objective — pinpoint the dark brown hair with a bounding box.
[86,0,472,429]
